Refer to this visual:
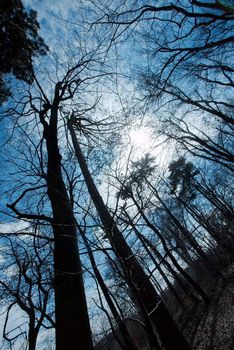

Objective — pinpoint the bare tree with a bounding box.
[0,232,54,350]
[4,52,106,349]
[68,115,191,350]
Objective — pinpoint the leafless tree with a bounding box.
[0,231,54,350]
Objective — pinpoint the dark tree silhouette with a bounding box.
[6,63,98,349]
[68,115,191,350]
[0,0,48,102]
[0,234,54,350]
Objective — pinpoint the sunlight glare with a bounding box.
[128,127,152,150]
[117,123,173,171]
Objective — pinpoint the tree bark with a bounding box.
[68,121,191,350]
[80,226,137,350]
[43,90,93,350]
[28,324,37,350]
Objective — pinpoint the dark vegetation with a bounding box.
[0,0,48,102]
[0,1,233,349]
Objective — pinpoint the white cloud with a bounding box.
[0,221,30,234]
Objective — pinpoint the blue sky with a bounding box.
[0,1,233,348]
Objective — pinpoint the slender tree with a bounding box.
[0,234,54,350]
[68,114,191,350]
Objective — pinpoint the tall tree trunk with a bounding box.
[68,121,191,350]
[80,226,137,350]
[192,179,234,221]
[132,200,209,304]
[28,321,37,350]
[42,90,93,350]
[135,227,185,308]
[121,211,185,308]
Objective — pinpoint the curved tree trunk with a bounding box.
[68,120,191,350]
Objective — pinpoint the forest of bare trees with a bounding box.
[0,1,233,349]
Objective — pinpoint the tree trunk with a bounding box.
[68,121,191,350]
[134,203,209,304]
[43,93,93,350]
[80,227,137,350]
[28,326,37,350]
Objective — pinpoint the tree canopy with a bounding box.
[0,0,48,103]
[0,1,233,349]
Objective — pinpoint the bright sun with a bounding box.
[126,126,155,160]
[119,124,172,169]
[128,127,152,150]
